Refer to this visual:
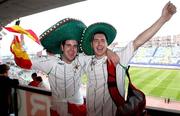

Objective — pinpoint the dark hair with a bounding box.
[0,64,10,74]
[36,76,42,82]
[61,40,66,46]
[61,40,80,46]
[91,32,108,42]
[31,72,37,77]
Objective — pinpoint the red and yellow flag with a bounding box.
[5,25,40,44]
[10,35,32,69]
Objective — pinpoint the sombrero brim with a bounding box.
[40,18,86,54]
[80,23,117,55]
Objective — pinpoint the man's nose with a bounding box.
[70,46,76,50]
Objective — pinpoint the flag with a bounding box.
[20,34,28,50]
[4,25,40,44]
[10,35,32,69]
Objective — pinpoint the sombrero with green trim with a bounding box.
[40,18,86,54]
[80,22,117,55]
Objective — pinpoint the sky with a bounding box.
[0,0,180,56]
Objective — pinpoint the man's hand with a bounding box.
[161,1,176,22]
[106,49,120,66]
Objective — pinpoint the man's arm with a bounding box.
[107,49,120,66]
[133,1,176,51]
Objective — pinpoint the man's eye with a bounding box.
[74,45,78,48]
[65,44,71,47]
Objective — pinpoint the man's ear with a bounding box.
[91,42,93,47]
[61,44,64,52]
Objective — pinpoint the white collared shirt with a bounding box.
[31,54,89,116]
[86,41,135,116]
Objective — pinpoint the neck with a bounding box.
[95,54,106,59]
[61,56,73,64]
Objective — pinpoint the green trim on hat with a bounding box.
[80,22,117,55]
[40,18,86,54]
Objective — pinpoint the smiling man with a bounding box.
[61,40,79,63]
[13,18,87,116]
[80,2,176,116]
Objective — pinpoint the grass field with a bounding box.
[81,66,180,101]
[128,66,180,101]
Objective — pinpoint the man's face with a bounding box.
[61,40,78,63]
[92,33,108,58]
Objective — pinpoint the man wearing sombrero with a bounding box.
[80,2,176,116]
[12,18,88,116]
[39,17,119,116]
[12,18,118,116]
[33,18,87,116]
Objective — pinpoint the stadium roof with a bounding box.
[0,0,86,29]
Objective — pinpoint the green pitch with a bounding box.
[128,66,180,101]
